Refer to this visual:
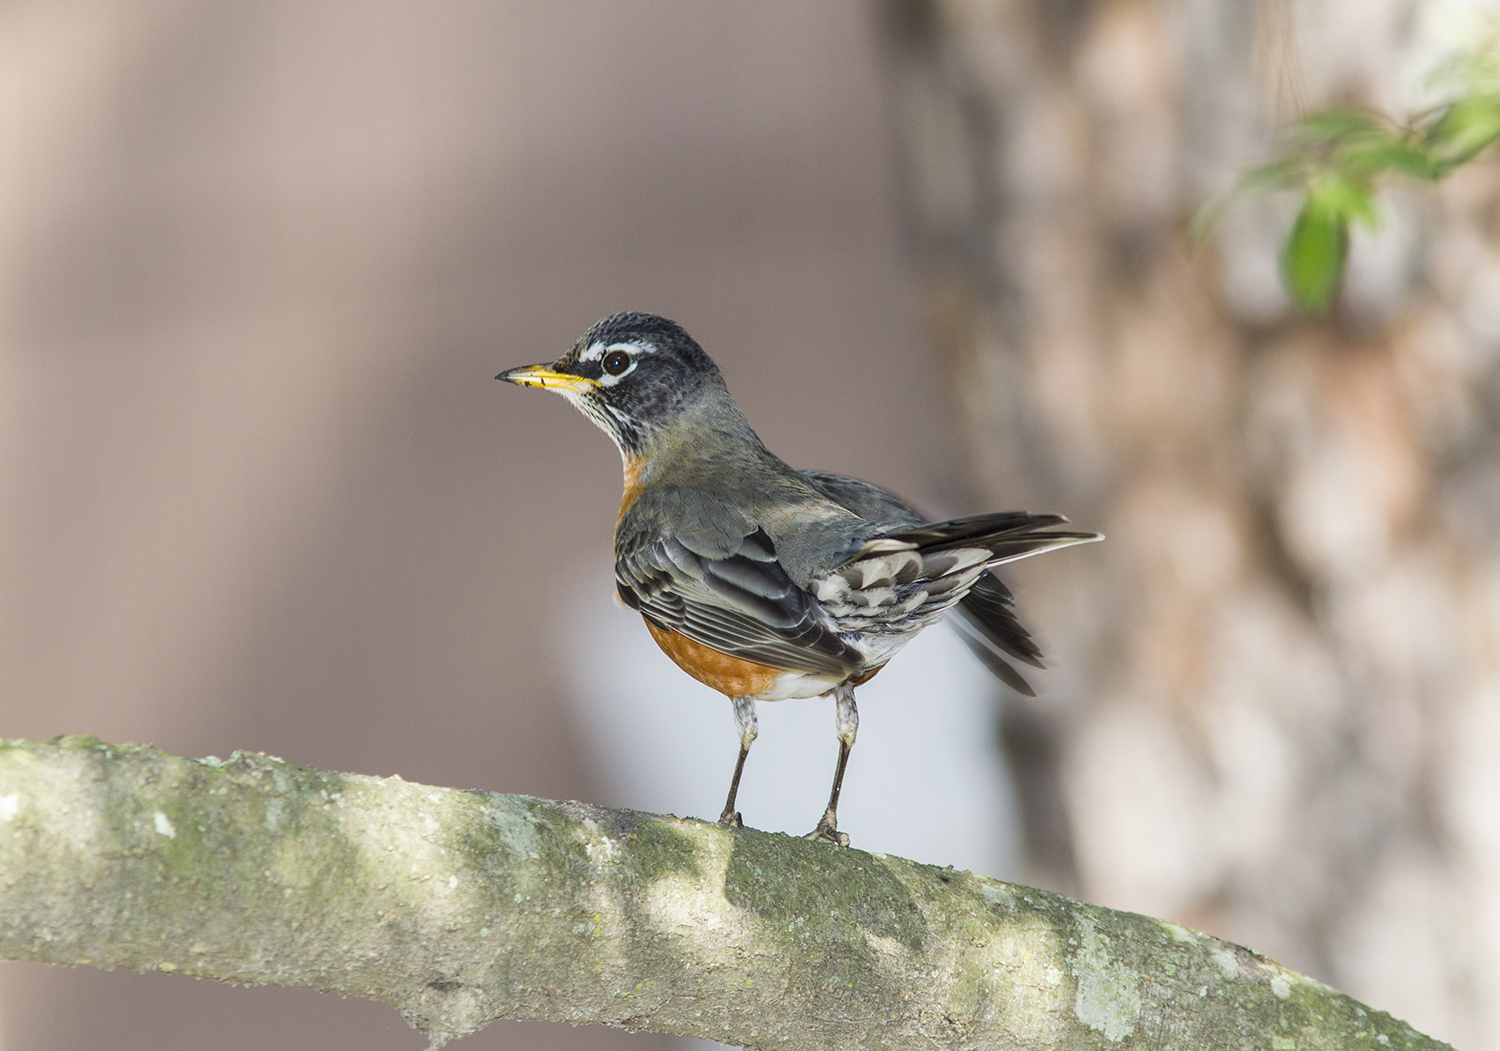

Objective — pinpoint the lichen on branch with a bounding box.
[0,736,1448,1050]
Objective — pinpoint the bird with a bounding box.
[499,312,1100,846]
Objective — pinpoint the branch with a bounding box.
[0,736,1446,1050]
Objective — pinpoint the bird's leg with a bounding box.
[806,682,857,847]
[719,695,758,827]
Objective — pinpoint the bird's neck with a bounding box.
[619,389,773,492]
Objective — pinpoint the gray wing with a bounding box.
[797,469,926,531]
[616,526,863,678]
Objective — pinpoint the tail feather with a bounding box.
[958,572,1044,668]
[882,511,1071,551]
[949,601,1039,696]
[873,511,1102,565]
[886,511,1100,697]
[808,485,1102,696]
[949,572,1046,696]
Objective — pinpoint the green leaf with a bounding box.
[1313,172,1380,228]
[1289,108,1387,142]
[1339,137,1442,181]
[1234,158,1309,193]
[1281,193,1349,315]
[1425,94,1500,168]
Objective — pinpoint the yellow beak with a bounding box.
[495,363,599,393]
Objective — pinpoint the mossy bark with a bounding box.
[0,736,1448,1050]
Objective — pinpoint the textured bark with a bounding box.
[878,4,1500,1046]
[0,735,1447,1049]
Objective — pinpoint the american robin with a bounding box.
[500,312,1100,845]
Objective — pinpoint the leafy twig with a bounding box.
[1195,39,1500,315]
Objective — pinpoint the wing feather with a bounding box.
[616,527,860,678]
[620,472,1100,694]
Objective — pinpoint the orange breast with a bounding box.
[618,456,647,522]
[644,619,785,699]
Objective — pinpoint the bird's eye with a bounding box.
[602,349,632,376]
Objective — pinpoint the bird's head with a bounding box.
[498,312,730,458]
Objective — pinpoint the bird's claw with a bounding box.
[804,819,849,848]
[718,810,743,828]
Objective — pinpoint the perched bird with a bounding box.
[500,313,1099,845]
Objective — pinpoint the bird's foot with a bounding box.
[718,810,743,828]
[804,814,849,848]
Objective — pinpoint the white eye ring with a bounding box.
[595,342,643,386]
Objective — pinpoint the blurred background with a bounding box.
[1,1,1497,1049]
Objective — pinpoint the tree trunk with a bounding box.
[878,2,1500,1046]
